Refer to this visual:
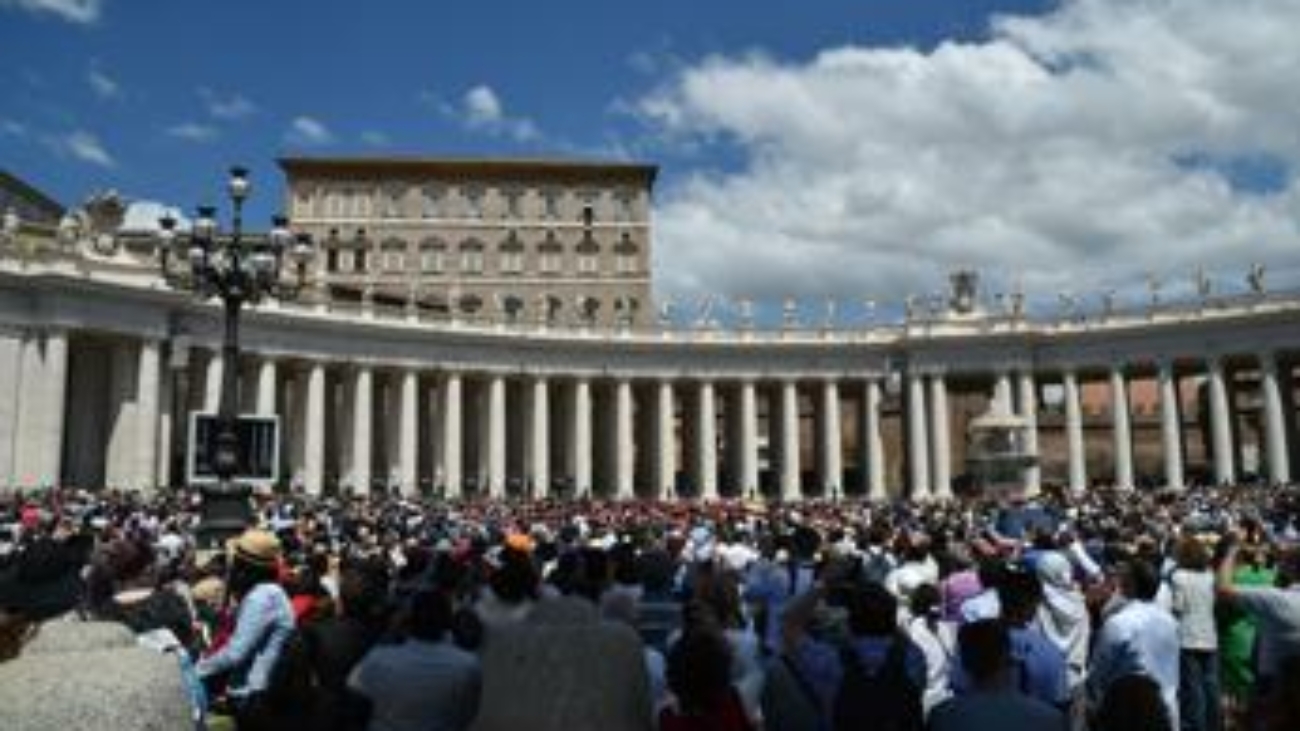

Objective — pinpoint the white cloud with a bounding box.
[166,122,218,143]
[48,130,115,168]
[360,130,390,147]
[87,61,119,100]
[286,116,334,146]
[0,0,102,24]
[449,84,541,142]
[464,85,503,125]
[0,119,28,138]
[639,0,1300,306]
[199,87,256,120]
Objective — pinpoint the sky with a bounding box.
[2,0,1299,320]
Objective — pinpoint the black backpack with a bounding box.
[831,635,924,731]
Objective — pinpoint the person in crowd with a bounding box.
[87,534,199,651]
[927,619,1066,731]
[348,587,481,731]
[660,626,755,731]
[782,565,926,731]
[997,563,1071,710]
[474,545,539,635]
[1216,540,1273,727]
[1033,550,1089,693]
[0,534,195,730]
[1087,558,1180,727]
[1091,673,1173,731]
[637,545,683,653]
[687,563,765,723]
[1169,535,1220,731]
[905,583,957,716]
[195,528,296,715]
[1215,531,1300,725]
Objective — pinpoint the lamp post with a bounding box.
[155,166,314,546]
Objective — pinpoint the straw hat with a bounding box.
[227,529,282,568]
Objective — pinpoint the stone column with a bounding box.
[864,378,886,501]
[614,378,635,499]
[907,370,931,500]
[1280,361,1299,484]
[1017,371,1041,494]
[399,370,419,495]
[1110,364,1134,490]
[255,358,277,416]
[15,330,71,489]
[43,330,68,487]
[1063,370,1087,494]
[1157,359,1185,490]
[993,372,1013,414]
[203,352,223,413]
[105,342,137,488]
[304,362,326,495]
[780,380,801,501]
[528,376,550,498]
[485,375,506,498]
[12,331,70,488]
[156,352,174,489]
[654,380,675,499]
[1207,357,1235,485]
[696,380,718,500]
[351,365,373,494]
[738,380,759,497]
[819,379,842,497]
[0,328,23,486]
[929,373,952,499]
[572,377,592,495]
[442,372,463,498]
[1259,352,1291,485]
[136,339,161,490]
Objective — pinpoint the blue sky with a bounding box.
[1,0,1048,219]
[2,0,1298,312]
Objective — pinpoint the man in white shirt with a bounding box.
[1087,558,1180,727]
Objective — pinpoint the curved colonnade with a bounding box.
[2,253,1298,500]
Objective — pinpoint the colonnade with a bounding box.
[1,326,1297,499]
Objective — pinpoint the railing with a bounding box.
[3,228,1297,343]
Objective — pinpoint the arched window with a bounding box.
[459,238,485,274]
[538,230,563,275]
[614,232,639,275]
[421,185,443,219]
[458,293,484,314]
[576,231,600,275]
[379,237,407,272]
[382,187,405,218]
[419,237,446,274]
[462,185,484,220]
[499,230,525,275]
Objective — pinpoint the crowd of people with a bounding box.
[1,482,1300,731]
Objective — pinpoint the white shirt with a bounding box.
[907,615,957,716]
[1169,569,1218,651]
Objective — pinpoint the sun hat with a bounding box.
[227,528,282,568]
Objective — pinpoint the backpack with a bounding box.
[831,635,923,731]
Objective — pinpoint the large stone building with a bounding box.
[280,157,656,327]
[0,165,1297,500]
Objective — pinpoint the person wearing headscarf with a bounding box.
[1034,551,1090,692]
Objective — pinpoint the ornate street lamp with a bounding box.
[155,166,314,546]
